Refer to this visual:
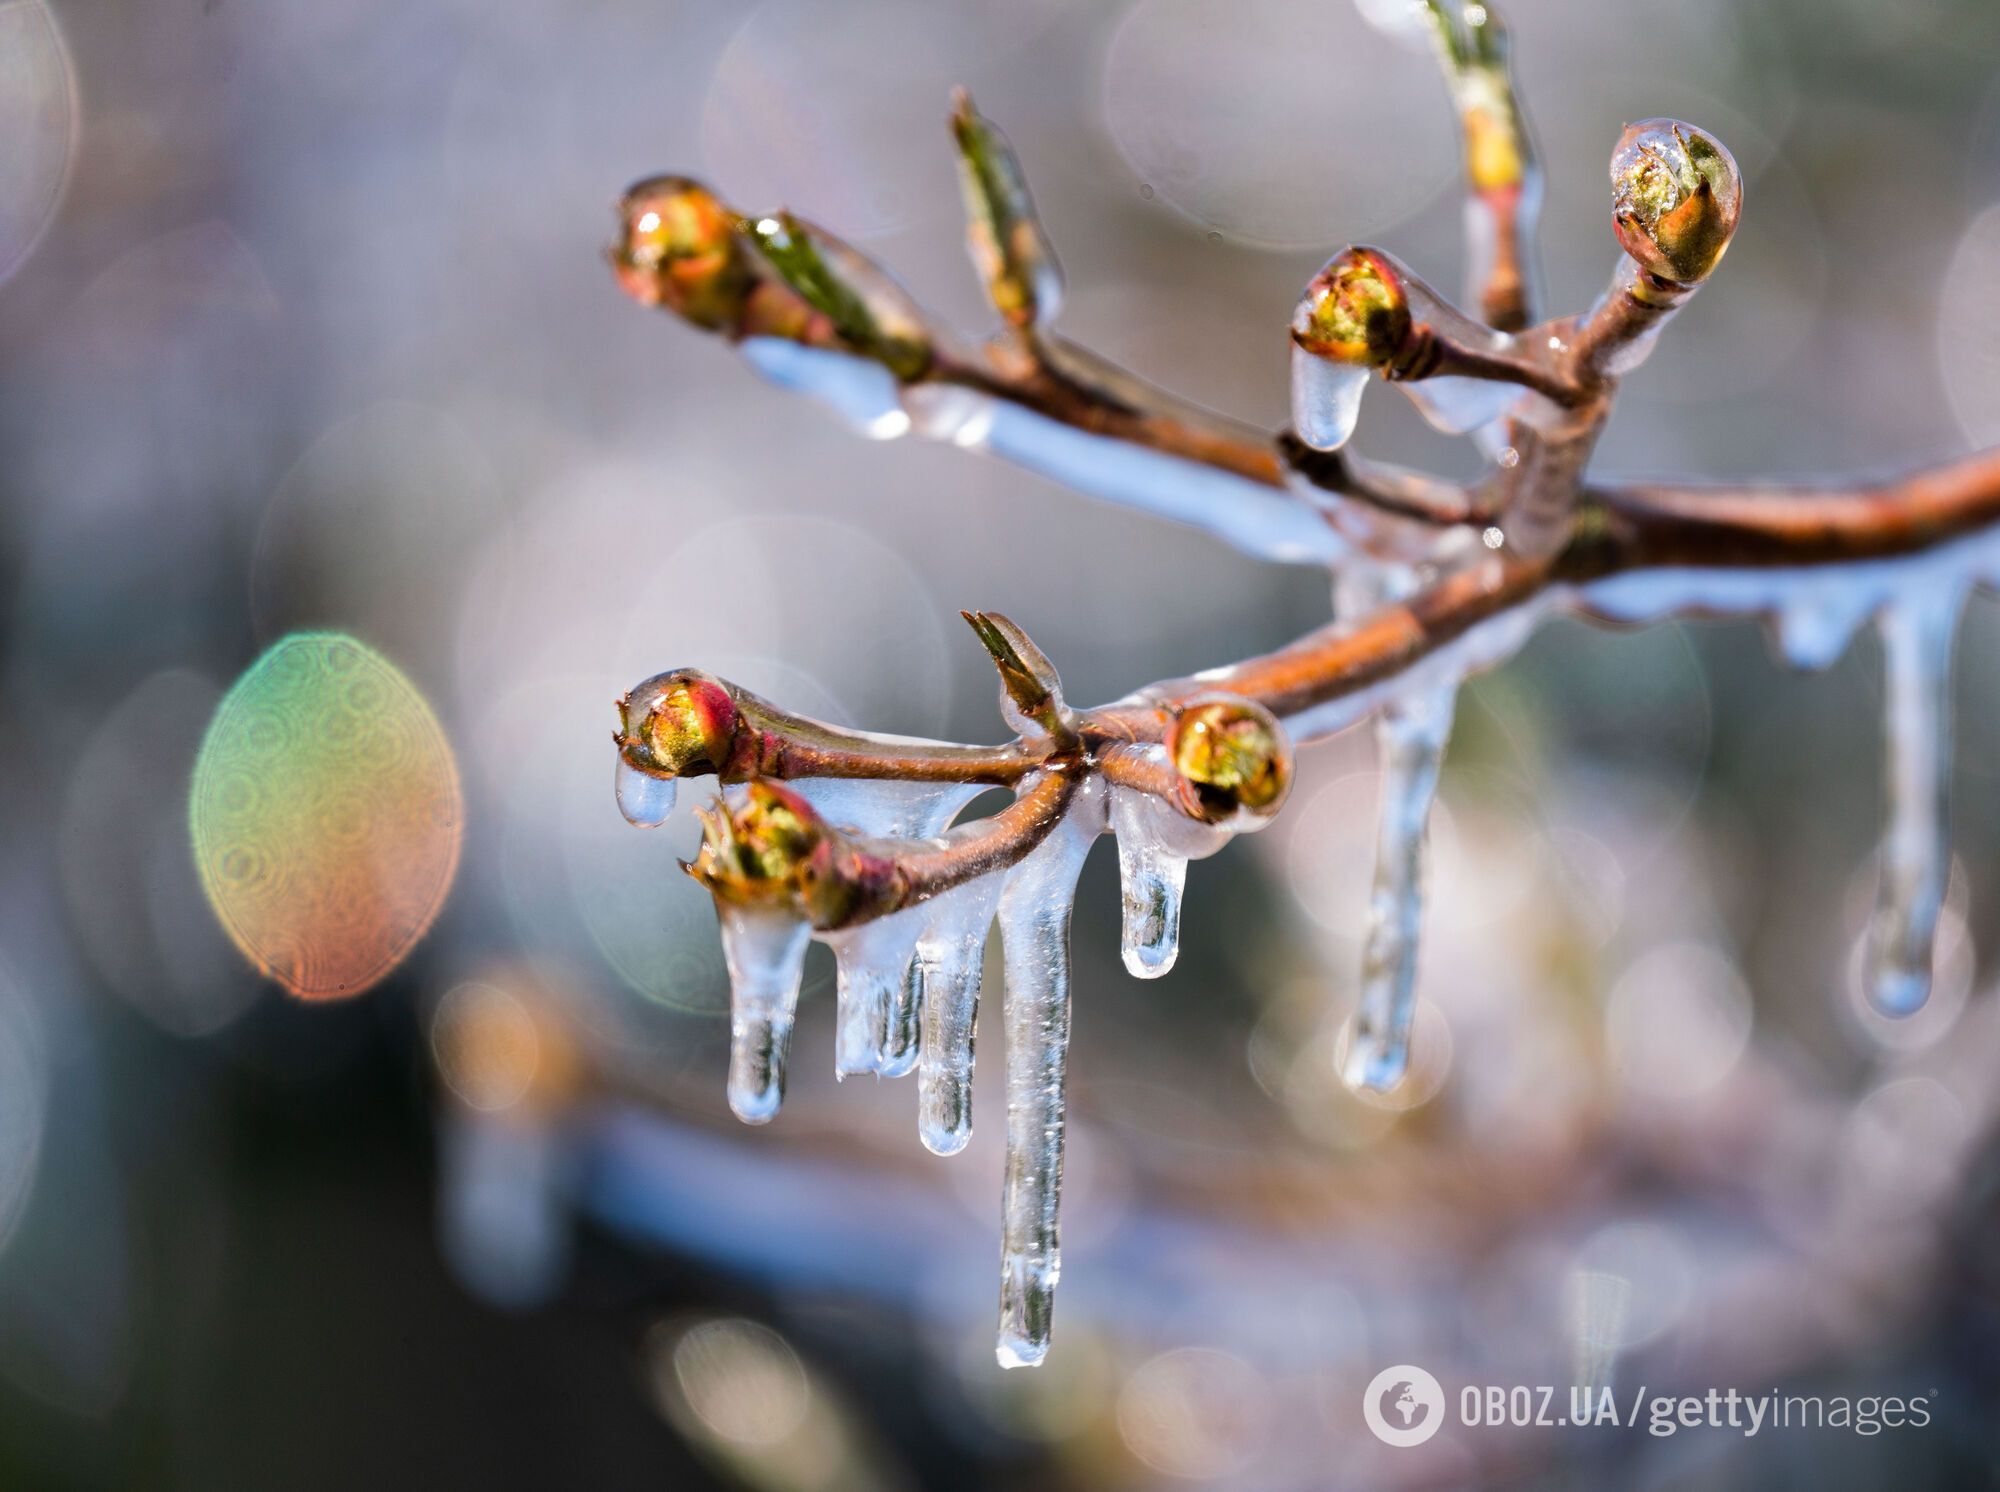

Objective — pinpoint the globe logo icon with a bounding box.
[1362,1365,1446,1447]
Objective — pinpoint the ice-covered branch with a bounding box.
[600,31,2000,1371]
[1419,0,1542,331]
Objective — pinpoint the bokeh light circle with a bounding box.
[1604,943,1752,1101]
[0,0,75,283]
[190,632,463,999]
[1102,0,1452,248]
[1938,201,2000,447]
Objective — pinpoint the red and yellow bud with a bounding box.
[1292,249,1412,368]
[1166,694,1294,824]
[610,176,754,330]
[687,780,901,927]
[688,780,826,907]
[1609,120,1741,286]
[619,670,739,777]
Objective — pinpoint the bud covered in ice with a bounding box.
[610,176,754,330]
[1166,694,1294,823]
[619,670,739,778]
[1609,120,1741,286]
[1292,248,1412,369]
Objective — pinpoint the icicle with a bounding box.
[1291,342,1368,452]
[719,908,812,1123]
[1109,773,1236,979]
[1772,580,1877,672]
[791,778,982,1079]
[881,960,925,1078]
[1866,593,1962,1017]
[1343,678,1459,1093]
[823,905,927,1080]
[915,875,1007,1155]
[1114,804,1187,977]
[615,756,677,826]
[995,775,1106,1368]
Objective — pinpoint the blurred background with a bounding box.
[4,0,2000,1485]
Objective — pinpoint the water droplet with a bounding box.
[616,757,678,827]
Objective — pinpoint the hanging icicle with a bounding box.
[915,875,1008,1156]
[994,773,1105,1368]
[1866,591,1964,1017]
[1110,774,1234,978]
[719,907,812,1123]
[1343,677,1460,1094]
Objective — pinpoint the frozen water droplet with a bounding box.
[1342,679,1458,1093]
[1867,595,1961,1017]
[615,757,677,827]
[1110,773,1236,980]
[1291,343,1367,452]
[1117,831,1186,977]
[996,775,1106,1367]
[719,908,811,1123]
[914,876,1006,1155]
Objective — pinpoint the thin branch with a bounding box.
[1420,0,1543,331]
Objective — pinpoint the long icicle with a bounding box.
[994,774,1104,1367]
[1343,679,1458,1092]
[1867,592,1962,1017]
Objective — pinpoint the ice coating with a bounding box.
[915,875,1008,1155]
[614,756,678,827]
[720,908,812,1123]
[1398,374,1523,436]
[903,382,1348,566]
[1773,578,1880,671]
[825,905,928,1079]
[788,777,983,840]
[995,774,1106,1367]
[1867,593,1962,1017]
[1290,343,1368,453]
[794,778,984,1077]
[740,337,912,439]
[1343,678,1459,1093]
[1110,772,1236,978]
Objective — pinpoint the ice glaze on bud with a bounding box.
[739,211,933,380]
[610,176,753,330]
[619,669,739,777]
[1292,249,1411,368]
[962,609,1076,744]
[1166,694,1294,823]
[950,89,1063,329]
[688,780,827,908]
[1609,120,1741,286]
[688,780,902,927]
